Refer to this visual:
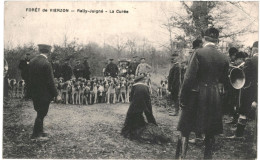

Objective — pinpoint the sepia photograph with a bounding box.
[3,1,258,159]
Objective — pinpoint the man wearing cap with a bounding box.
[104,58,119,78]
[135,57,152,76]
[28,44,61,140]
[61,58,73,81]
[128,56,139,75]
[73,60,85,80]
[18,53,31,99]
[176,28,229,159]
[228,41,258,139]
[167,55,182,116]
[83,57,91,80]
[121,75,157,139]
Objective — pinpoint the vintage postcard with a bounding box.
[3,1,258,159]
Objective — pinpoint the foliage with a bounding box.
[4,40,170,80]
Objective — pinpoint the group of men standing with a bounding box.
[167,27,258,159]
[18,54,92,98]
[103,56,152,78]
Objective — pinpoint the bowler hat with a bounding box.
[38,44,51,53]
[134,75,145,83]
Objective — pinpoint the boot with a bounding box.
[31,117,42,139]
[204,137,214,159]
[175,136,188,159]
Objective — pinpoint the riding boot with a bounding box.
[175,136,182,159]
[235,123,246,137]
[181,137,188,158]
[31,117,42,138]
[175,136,188,159]
[204,137,214,159]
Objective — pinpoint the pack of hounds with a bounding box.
[7,75,170,105]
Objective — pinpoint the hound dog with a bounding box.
[107,80,116,104]
[16,80,25,98]
[158,80,169,98]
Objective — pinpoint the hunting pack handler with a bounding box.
[28,44,61,141]
[104,58,119,78]
[176,27,229,159]
[135,57,152,76]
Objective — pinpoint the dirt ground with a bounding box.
[3,97,257,159]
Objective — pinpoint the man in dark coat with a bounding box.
[83,57,91,80]
[176,28,229,159]
[121,75,157,139]
[18,53,31,98]
[28,44,61,140]
[168,56,183,116]
[73,60,85,80]
[61,58,73,81]
[52,59,62,79]
[228,41,258,139]
[128,56,139,75]
[104,58,119,78]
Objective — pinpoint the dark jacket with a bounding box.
[73,64,85,79]
[178,44,229,135]
[168,62,184,100]
[28,55,58,102]
[52,62,62,78]
[239,55,258,116]
[83,60,91,79]
[128,61,139,75]
[61,63,73,81]
[18,57,30,81]
[104,63,119,78]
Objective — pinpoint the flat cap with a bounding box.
[203,27,219,39]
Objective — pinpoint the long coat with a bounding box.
[168,62,184,101]
[178,44,229,136]
[104,63,119,78]
[28,55,58,102]
[239,55,258,116]
[121,82,157,138]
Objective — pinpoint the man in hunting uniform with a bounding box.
[28,44,61,140]
[128,56,139,75]
[176,28,229,159]
[83,57,91,80]
[228,41,258,139]
[61,58,73,81]
[104,58,119,78]
[73,60,85,80]
[167,54,183,116]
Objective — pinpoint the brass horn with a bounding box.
[228,62,245,89]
